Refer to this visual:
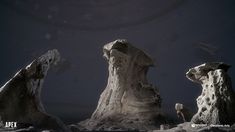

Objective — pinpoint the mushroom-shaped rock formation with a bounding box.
[0,49,70,132]
[186,62,235,125]
[78,39,164,131]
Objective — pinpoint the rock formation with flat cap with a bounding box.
[186,62,235,125]
[77,39,164,131]
[0,49,70,131]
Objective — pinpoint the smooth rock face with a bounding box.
[0,49,69,131]
[186,62,235,125]
[79,39,164,131]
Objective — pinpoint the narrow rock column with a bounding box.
[79,39,164,131]
[186,62,235,125]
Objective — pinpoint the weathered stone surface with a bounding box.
[78,39,164,131]
[186,62,235,125]
[0,49,70,132]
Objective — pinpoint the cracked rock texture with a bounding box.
[186,62,235,125]
[76,40,164,131]
[0,49,70,132]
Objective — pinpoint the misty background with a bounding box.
[0,0,235,124]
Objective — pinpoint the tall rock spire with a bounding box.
[79,39,164,131]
